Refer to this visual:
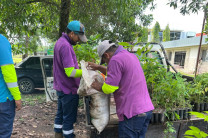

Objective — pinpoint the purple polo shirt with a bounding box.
[106,46,154,121]
[53,33,80,94]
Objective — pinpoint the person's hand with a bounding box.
[15,100,22,111]
[91,78,103,92]
[87,62,99,70]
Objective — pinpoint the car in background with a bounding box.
[15,56,53,94]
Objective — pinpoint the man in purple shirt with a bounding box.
[53,20,87,138]
[90,40,154,138]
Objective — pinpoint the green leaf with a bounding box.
[189,126,200,133]
[189,112,205,119]
[204,111,208,114]
[118,42,131,47]
[184,136,195,138]
[200,131,208,137]
[204,116,208,122]
[194,133,202,138]
[184,130,194,135]
[175,112,180,120]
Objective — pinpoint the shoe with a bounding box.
[55,132,63,138]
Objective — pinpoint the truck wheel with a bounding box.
[18,78,35,94]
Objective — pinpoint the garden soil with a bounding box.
[11,91,91,138]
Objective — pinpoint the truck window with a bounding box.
[43,58,53,70]
[24,57,41,69]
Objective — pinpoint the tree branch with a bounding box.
[15,0,59,9]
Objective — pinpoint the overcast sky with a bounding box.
[137,0,205,33]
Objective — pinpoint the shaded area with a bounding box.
[11,92,90,138]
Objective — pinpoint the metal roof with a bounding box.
[161,35,208,48]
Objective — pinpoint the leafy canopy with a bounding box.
[0,0,154,42]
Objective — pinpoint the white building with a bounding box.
[162,35,208,75]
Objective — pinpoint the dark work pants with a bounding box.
[0,99,15,138]
[54,91,79,138]
[118,110,152,138]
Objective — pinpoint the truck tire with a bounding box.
[18,78,35,94]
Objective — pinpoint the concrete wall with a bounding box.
[186,47,198,74]
[165,45,208,75]
[199,62,208,74]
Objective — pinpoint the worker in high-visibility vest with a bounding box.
[0,34,22,138]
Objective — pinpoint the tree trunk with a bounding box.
[22,35,29,59]
[59,0,71,38]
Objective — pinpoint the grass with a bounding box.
[13,55,22,64]
[179,72,195,77]
[21,93,84,107]
[13,58,22,64]
[79,98,84,107]
[21,93,46,106]
[20,91,85,109]
[18,117,25,122]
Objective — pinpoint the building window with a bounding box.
[159,32,163,42]
[186,32,196,38]
[174,51,186,67]
[168,52,172,61]
[202,50,208,62]
[170,32,181,41]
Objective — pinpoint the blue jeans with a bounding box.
[118,111,152,138]
[0,99,15,138]
[54,91,79,138]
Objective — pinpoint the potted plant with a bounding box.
[188,73,208,112]
[136,44,191,122]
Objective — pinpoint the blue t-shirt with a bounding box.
[0,34,14,102]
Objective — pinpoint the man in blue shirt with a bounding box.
[0,34,22,138]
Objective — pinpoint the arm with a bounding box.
[97,65,107,75]
[64,67,82,78]
[0,34,21,111]
[102,82,119,94]
[91,60,122,94]
[60,45,82,78]
[91,79,119,94]
[88,62,107,75]
[1,64,22,111]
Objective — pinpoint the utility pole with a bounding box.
[194,3,207,77]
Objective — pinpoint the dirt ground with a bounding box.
[11,90,91,138]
